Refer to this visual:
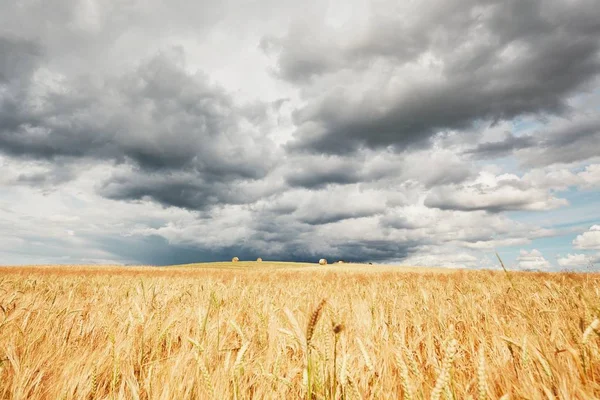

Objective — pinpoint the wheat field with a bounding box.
[1,262,599,399]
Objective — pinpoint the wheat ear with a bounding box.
[395,352,414,400]
[583,318,600,344]
[431,339,458,400]
[477,345,487,400]
[307,299,327,346]
[197,357,215,399]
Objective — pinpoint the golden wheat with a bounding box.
[0,264,599,399]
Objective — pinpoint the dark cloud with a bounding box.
[464,114,600,164]
[466,133,536,158]
[285,188,386,226]
[284,156,363,188]
[260,32,343,83]
[16,165,76,188]
[92,234,244,266]
[270,0,600,154]
[519,116,600,167]
[110,216,419,265]
[0,37,43,142]
[424,194,528,213]
[416,163,473,188]
[423,178,567,213]
[0,0,598,268]
[1,48,265,166]
[284,149,473,190]
[249,224,418,263]
[331,240,415,263]
[99,170,275,211]
[0,42,277,210]
[299,210,377,226]
[0,36,41,84]
[232,196,411,262]
[286,168,361,189]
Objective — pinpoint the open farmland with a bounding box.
[1,262,600,399]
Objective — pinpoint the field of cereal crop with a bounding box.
[1,262,599,399]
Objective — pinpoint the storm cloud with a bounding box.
[0,41,279,210]
[270,0,600,154]
[1,0,599,268]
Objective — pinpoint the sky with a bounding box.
[1,0,599,270]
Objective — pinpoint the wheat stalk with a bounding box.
[477,345,487,400]
[583,318,600,344]
[197,357,215,399]
[233,341,250,375]
[395,352,414,400]
[431,339,458,400]
[347,373,363,400]
[356,337,374,373]
[403,346,420,380]
[521,336,529,367]
[90,364,98,397]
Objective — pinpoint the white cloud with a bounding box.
[523,168,581,191]
[398,249,479,269]
[521,163,600,191]
[425,171,569,212]
[573,225,600,250]
[579,164,600,189]
[462,238,530,250]
[516,249,552,270]
[557,253,599,269]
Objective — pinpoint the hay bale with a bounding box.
[232,257,239,262]
[337,260,345,264]
[256,257,263,262]
[319,258,327,265]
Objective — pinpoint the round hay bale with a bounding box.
[231,257,239,262]
[256,257,263,262]
[319,258,327,265]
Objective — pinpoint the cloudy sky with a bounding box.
[1,0,599,270]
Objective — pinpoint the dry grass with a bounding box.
[1,262,600,399]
